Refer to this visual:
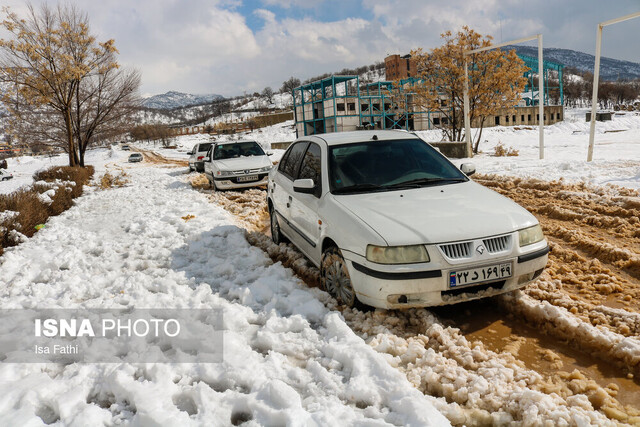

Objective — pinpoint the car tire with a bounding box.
[321,246,358,308]
[269,205,286,244]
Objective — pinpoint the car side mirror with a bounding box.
[460,163,476,176]
[267,152,273,156]
[293,178,315,194]
[204,157,211,162]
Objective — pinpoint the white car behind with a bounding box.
[188,142,213,172]
[203,140,273,190]
[267,130,549,309]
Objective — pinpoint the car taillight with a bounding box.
[197,156,204,161]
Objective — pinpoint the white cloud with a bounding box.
[0,0,638,96]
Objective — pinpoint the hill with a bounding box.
[502,46,640,80]
[142,91,225,110]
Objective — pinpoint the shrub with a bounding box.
[0,166,94,256]
[494,142,519,157]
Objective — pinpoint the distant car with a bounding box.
[0,169,13,181]
[128,153,143,163]
[121,144,130,151]
[267,130,549,309]
[203,140,273,190]
[188,142,213,172]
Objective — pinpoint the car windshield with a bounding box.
[213,141,265,160]
[329,138,468,194]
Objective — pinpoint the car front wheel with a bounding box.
[321,246,357,307]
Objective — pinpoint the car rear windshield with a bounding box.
[213,142,265,160]
[196,143,212,153]
[329,138,468,194]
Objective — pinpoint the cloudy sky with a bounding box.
[2,1,639,97]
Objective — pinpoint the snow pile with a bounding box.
[0,164,449,426]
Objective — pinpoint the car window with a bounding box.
[279,142,308,180]
[197,143,212,153]
[329,138,468,193]
[213,142,265,160]
[297,143,322,197]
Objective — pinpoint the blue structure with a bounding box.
[293,54,564,137]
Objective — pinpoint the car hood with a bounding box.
[213,156,271,171]
[333,181,538,245]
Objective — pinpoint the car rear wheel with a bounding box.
[321,246,357,307]
[269,206,285,244]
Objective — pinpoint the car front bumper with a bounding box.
[342,245,549,309]
[213,174,269,190]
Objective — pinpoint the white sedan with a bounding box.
[203,140,273,190]
[267,130,549,309]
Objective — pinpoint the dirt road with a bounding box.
[185,166,640,424]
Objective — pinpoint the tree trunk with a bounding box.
[64,109,77,167]
[473,118,486,154]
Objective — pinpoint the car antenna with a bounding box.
[372,134,378,141]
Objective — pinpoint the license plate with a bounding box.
[449,262,512,288]
[237,175,258,182]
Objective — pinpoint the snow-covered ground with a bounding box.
[417,108,640,190]
[0,148,128,195]
[0,161,450,425]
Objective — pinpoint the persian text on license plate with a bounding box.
[237,175,258,182]
[449,263,512,288]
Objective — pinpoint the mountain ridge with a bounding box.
[142,91,224,110]
[502,46,640,80]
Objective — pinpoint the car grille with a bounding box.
[483,235,511,253]
[439,242,473,259]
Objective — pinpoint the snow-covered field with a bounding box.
[418,108,640,190]
[0,148,128,195]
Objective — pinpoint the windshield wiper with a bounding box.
[385,177,466,189]
[332,183,384,194]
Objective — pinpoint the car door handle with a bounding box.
[287,196,292,208]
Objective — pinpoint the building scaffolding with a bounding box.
[293,54,565,137]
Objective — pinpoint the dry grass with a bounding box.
[0,166,94,256]
[493,142,519,157]
[99,168,129,189]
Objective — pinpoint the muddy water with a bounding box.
[433,298,640,408]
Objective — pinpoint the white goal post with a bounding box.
[587,11,640,162]
[463,34,544,159]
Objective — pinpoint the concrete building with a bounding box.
[384,54,417,80]
[293,54,564,137]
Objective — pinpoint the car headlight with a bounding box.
[259,165,272,172]
[366,245,430,264]
[519,224,544,247]
[216,170,233,177]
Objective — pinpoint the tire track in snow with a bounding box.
[178,159,640,424]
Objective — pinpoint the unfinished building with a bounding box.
[293,54,564,137]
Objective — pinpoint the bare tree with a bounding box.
[281,77,301,94]
[0,3,139,167]
[262,87,274,105]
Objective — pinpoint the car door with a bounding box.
[271,141,308,244]
[203,146,213,179]
[189,145,197,168]
[289,142,323,260]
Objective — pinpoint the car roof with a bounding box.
[302,130,418,146]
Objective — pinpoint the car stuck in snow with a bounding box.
[128,153,143,163]
[0,169,13,181]
[203,140,273,190]
[267,130,549,309]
